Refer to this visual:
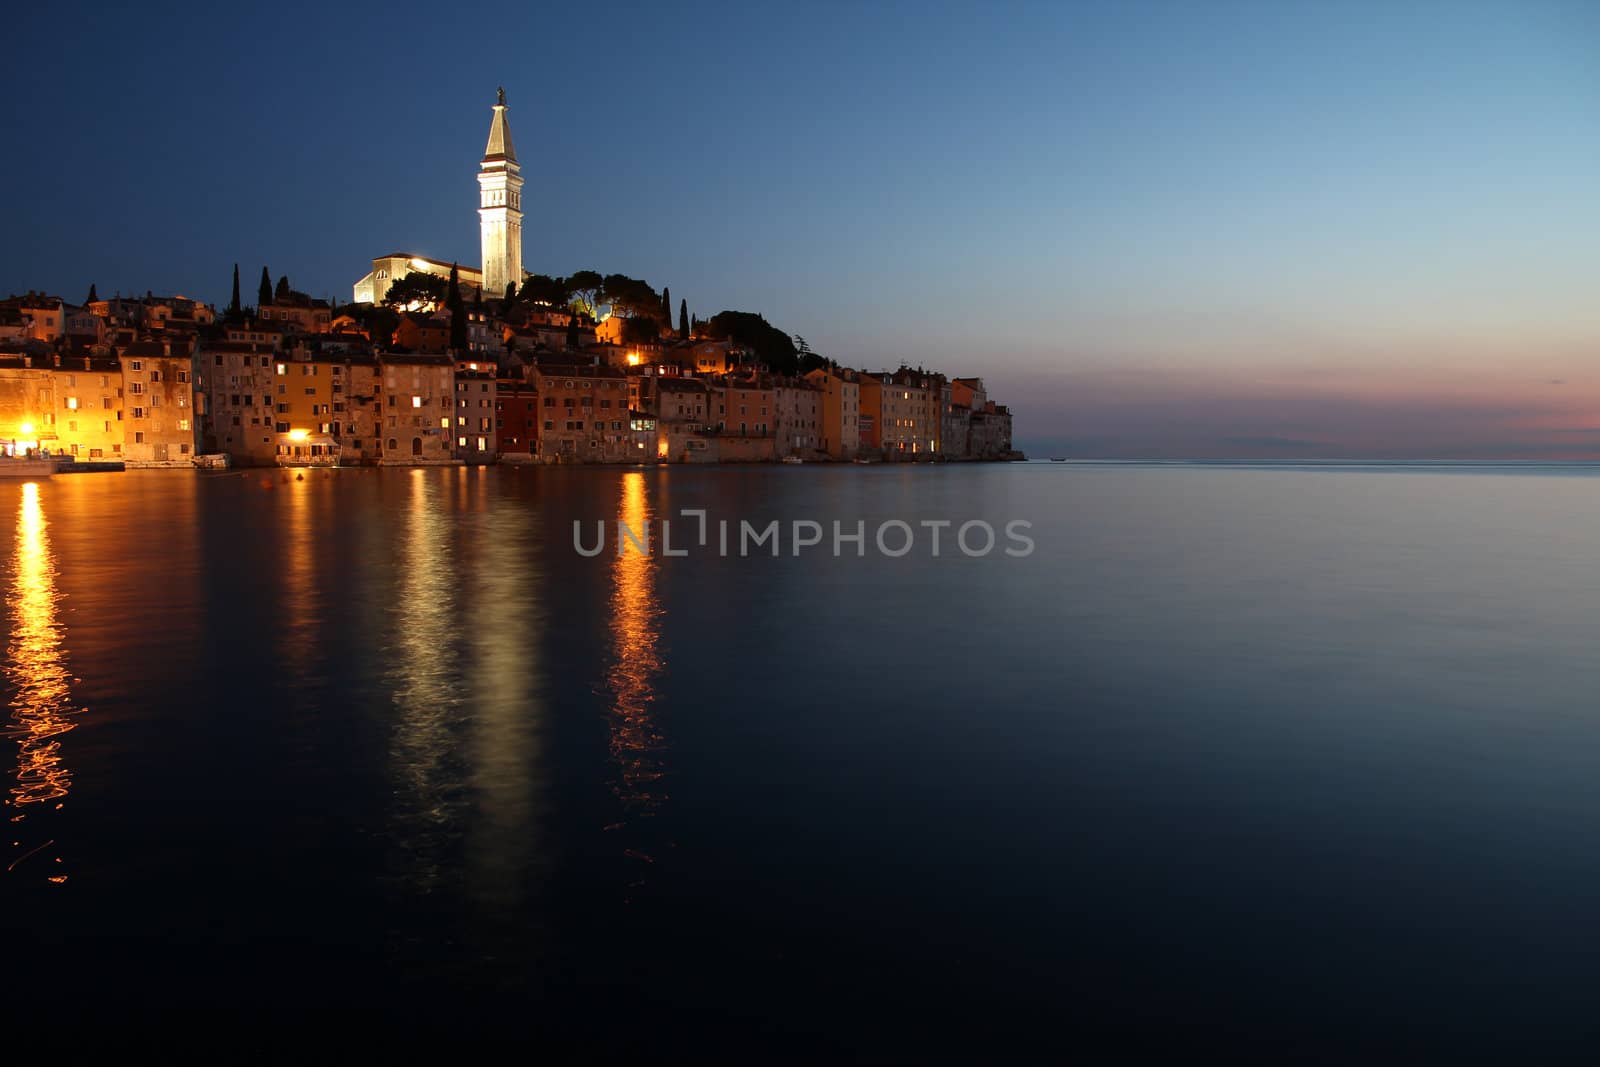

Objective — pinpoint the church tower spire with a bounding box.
[478,87,523,299]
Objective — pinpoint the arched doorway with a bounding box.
[411,437,423,456]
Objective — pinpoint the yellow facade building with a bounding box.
[377,354,457,464]
[119,341,200,466]
[804,367,860,460]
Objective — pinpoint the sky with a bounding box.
[4,1,1597,458]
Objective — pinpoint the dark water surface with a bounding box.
[4,463,1600,1060]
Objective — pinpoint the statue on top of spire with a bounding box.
[497,86,506,106]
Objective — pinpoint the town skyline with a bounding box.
[5,1,1598,458]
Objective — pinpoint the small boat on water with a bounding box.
[1049,457,1067,462]
[781,455,804,465]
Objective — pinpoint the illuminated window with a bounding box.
[66,397,78,410]
[457,437,467,447]
[439,418,449,429]
[276,363,286,375]
[412,396,422,408]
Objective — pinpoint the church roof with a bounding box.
[483,91,516,163]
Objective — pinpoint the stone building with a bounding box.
[200,339,282,463]
[495,377,539,457]
[774,378,821,459]
[943,401,972,460]
[642,376,713,462]
[251,345,382,466]
[529,362,632,462]
[0,349,62,455]
[377,353,457,464]
[711,378,776,462]
[969,403,1014,459]
[951,377,988,415]
[477,88,523,299]
[804,366,860,460]
[51,354,126,460]
[119,340,199,466]
[864,368,935,458]
[393,312,450,354]
[453,369,498,463]
[257,290,332,334]
[351,94,518,304]
[857,373,883,453]
[222,321,288,351]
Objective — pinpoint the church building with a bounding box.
[352,90,525,305]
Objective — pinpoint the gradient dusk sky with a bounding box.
[5,1,1597,457]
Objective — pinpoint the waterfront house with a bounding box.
[377,353,457,464]
[803,366,860,460]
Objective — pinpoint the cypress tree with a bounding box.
[258,267,272,308]
[566,311,580,350]
[679,299,688,341]
[275,275,291,302]
[447,263,467,352]
[661,286,671,325]
[86,283,98,305]
[228,264,240,315]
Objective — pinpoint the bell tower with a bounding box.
[478,87,523,298]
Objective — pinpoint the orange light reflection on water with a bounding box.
[4,482,76,882]
[608,472,665,823]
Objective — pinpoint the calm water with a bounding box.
[5,462,1600,1060]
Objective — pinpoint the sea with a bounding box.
[4,461,1599,1061]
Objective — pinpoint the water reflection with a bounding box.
[464,495,546,910]
[386,470,465,890]
[4,482,75,884]
[607,472,666,870]
[278,474,323,686]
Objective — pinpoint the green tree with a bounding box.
[566,270,603,317]
[275,275,291,302]
[504,281,517,304]
[622,316,660,344]
[566,311,580,349]
[258,266,272,308]
[447,263,467,351]
[382,272,449,310]
[519,274,572,307]
[661,286,672,324]
[85,283,98,305]
[602,274,665,322]
[704,311,799,374]
[679,299,688,340]
[227,265,239,315]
